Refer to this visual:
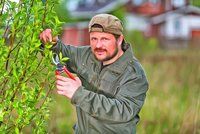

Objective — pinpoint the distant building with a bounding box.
[61,22,90,46]
[61,0,200,48]
[61,0,129,46]
[150,5,200,39]
[152,5,200,48]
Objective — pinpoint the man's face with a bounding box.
[90,32,119,62]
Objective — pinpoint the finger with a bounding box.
[56,75,72,82]
[56,80,68,86]
[43,34,47,43]
[57,90,64,95]
[56,84,66,91]
[56,75,65,81]
[52,36,58,43]
[39,32,48,43]
[45,32,52,42]
[39,29,52,43]
[75,77,81,82]
[46,28,52,33]
[42,32,52,43]
[45,29,52,42]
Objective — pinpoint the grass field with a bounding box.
[137,49,200,134]
[48,48,200,134]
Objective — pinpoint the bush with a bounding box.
[0,0,63,133]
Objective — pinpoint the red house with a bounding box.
[61,0,129,46]
[61,0,200,48]
[61,22,90,46]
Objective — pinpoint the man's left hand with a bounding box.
[56,75,82,99]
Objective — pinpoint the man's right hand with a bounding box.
[39,29,58,44]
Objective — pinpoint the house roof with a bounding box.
[150,5,200,24]
[68,0,129,19]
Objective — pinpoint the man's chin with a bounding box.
[95,57,104,61]
[94,55,106,61]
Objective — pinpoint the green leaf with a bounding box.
[61,57,69,62]
[0,108,3,122]
[59,52,63,60]
[12,65,18,80]
[15,127,19,134]
[35,43,42,48]
[45,44,53,49]
[13,101,19,108]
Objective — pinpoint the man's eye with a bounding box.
[91,38,97,41]
[102,38,108,41]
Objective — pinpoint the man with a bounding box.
[40,14,148,134]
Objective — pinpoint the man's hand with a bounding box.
[39,29,58,44]
[56,75,82,99]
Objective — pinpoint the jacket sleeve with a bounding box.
[51,40,89,72]
[71,70,149,123]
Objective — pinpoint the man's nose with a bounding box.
[96,40,103,48]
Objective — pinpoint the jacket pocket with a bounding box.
[98,71,121,97]
[77,64,98,92]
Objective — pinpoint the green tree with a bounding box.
[190,0,200,7]
[0,0,63,133]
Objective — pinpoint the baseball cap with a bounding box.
[89,14,123,35]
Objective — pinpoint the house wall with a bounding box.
[191,24,200,47]
[192,30,200,37]
[127,0,164,15]
[125,14,149,31]
[163,14,200,39]
[61,22,90,46]
[163,14,188,39]
[136,2,164,15]
[187,15,200,38]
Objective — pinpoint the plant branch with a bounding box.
[42,0,47,28]
[0,0,5,16]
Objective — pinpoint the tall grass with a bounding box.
[138,49,200,134]
[47,49,200,134]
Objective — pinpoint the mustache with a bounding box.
[94,48,106,51]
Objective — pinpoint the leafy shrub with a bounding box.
[0,0,63,133]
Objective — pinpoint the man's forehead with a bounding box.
[89,32,116,39]
[89,31,114,36]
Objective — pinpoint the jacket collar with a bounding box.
[108,43,135,74]
[91,43,135,74]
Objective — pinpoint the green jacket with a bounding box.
[52,40,149,134]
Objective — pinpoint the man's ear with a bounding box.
[117,35,124,46]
